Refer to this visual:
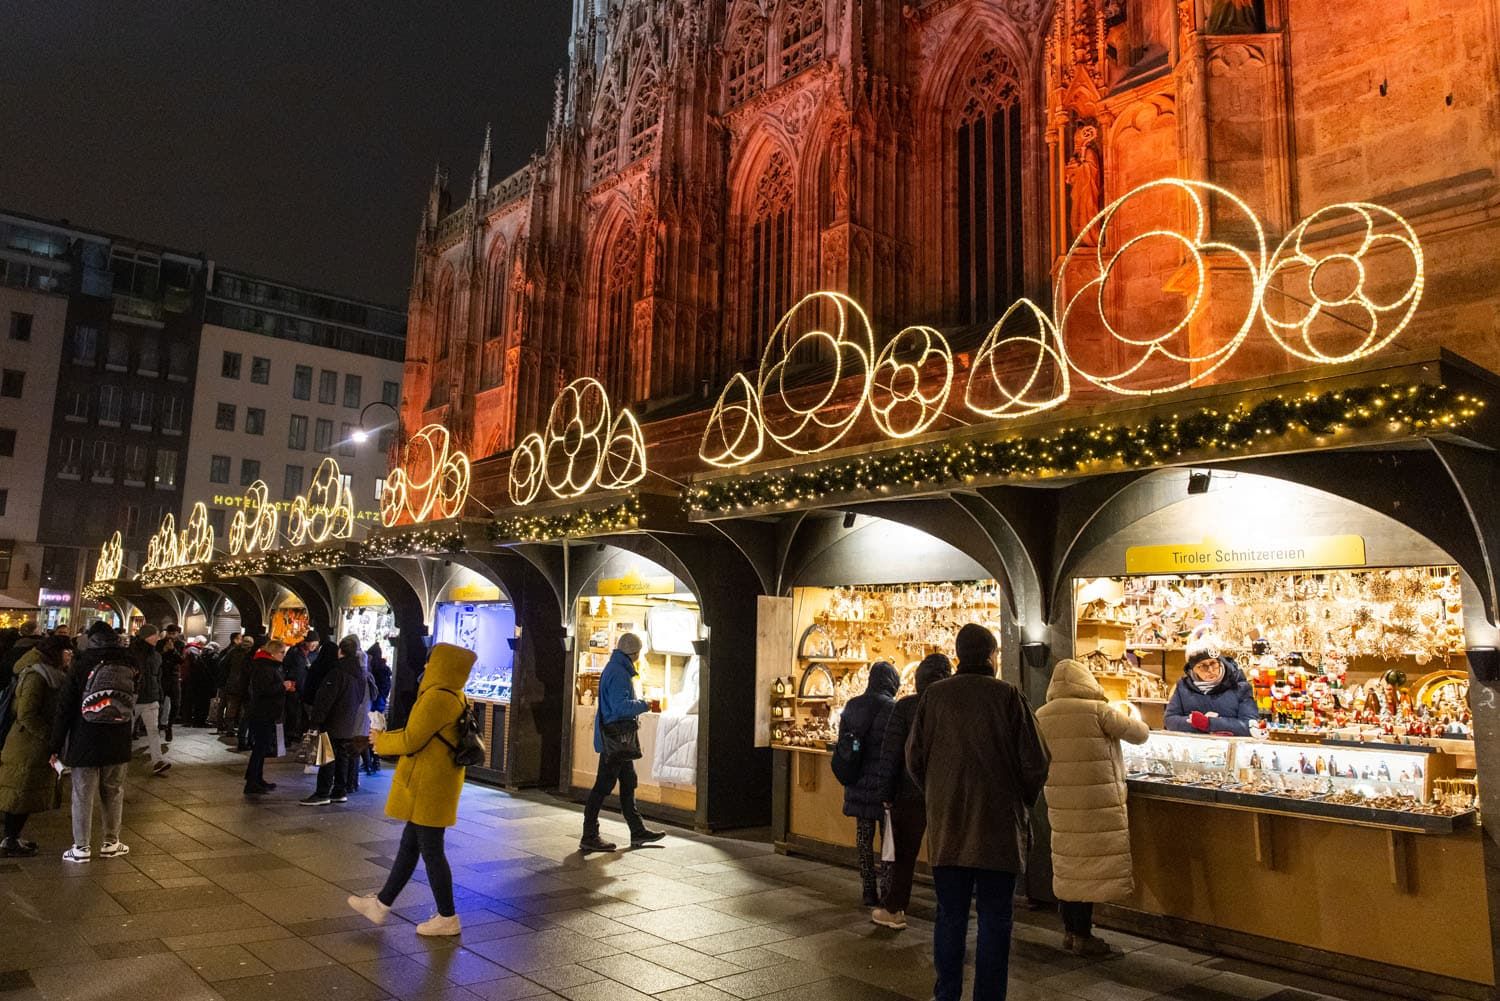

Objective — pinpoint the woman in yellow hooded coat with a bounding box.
[348,643,475,937]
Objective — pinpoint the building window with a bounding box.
[137,338,159,375]
[209,454,230,483]
[0,427,14,457]
[0,370,23,399]
[215,402,236,430]
[123,444,148,483]
[0,540,10,585]
[57,436,82,477]
[318,369,338,404]
[245,407,265,435]
[240,458,260,486]
[596,224,636,400]
[128,389,153,429]
[953,47,1024,325]
[746,154,795,363]
[293,364,312,400]
[71,326,99,366]
[377,428,397,454]
[382,380,399,407]
[283,464,304,499]
[124,504,141,538]
[98,385,122,425]
[343,374,361,409]
[63,389,89,422]
[8,312,32,341]
[161,396,185,434]
[339,422,355,457]
[0,489,7,517]
[250,356,270,384]
[106,330,130,371]
[314,418,334,453]
[167,342,192,381]
[222,351,242,379]
[154,449,178,489]
[778,0,825,79]
[207,507,226,539]
[725,7,767,106]
[288,414,308,450]
[91,440,117,482]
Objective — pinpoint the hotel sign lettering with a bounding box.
[1125,536,1367,575]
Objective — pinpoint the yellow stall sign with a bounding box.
[450,583,502,602]
[596,569,676,596]
[1125,536,1367,575]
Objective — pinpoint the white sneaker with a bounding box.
[415,913,461,937]
[871,907,907,930]
[62,845,92,864]
[99,841,130,858]
[347,894,391,926]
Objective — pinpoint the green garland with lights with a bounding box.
[688,383,1485,514]
[357,528,465,561]
[81,582,115,601]
[489,497,643,543]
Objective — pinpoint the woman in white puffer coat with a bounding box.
[1035,658,1150,956]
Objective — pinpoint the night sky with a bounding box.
[0,2,571,307]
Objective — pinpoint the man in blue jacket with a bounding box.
[580,633,665,853]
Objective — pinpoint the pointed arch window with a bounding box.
[628,73,660,161]
[481,242,507,390]
[592,96,621,180]
[779,0,824,80]
[746,153,794,355]
[599,225,637,399]
[953,47,1024,325]
[725,8,766,106]
[434,272,454,362]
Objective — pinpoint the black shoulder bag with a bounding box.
[601,715,642,762]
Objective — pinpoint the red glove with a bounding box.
[1189,711,1211,732]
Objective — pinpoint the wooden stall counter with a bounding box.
[1110,787,1492,996]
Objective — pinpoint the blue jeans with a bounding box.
[932,866,1017,1001]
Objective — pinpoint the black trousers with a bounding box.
[3,812,27,840]
[582,753,644,837]
[883,797,927,912]
[378,822,455,917]
[314,738,361,797]
[244,720,276,789]
[1060,900,1094,936]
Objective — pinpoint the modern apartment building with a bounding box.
[0,208,406,628]
[183,268,406,539]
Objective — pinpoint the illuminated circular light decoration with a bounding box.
[288,458,354,546]
[1261,202,1424,363]
[870,325,954,439]
[142,503,216,572]
[380,424,472,527]
[95,532,124,582]
[698,372,764,469]
[1054,178,1268,396]
[758,291,876,452]
[507,378,648,506]
[964,298,1071,419]
[229,480,279,556]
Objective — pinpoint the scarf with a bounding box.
[1190,674,1220,694]
[25,658,68,690]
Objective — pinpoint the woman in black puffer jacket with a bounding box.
[836,660,901,907]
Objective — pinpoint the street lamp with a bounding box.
[355,400,400,445]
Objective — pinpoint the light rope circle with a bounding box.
[509,378,648,505]
[95,532,123,582]
[699,372,765,469]
[870,325,953,439]
[964,297,1071,419]
[288,458,354,545]
[757,291,876,453]
[229,480,279,555]
[380,424,472,527]
[1261,202,1424,364]
[1055,178,1268,395]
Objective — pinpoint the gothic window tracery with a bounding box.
[481,241,507,390]
[592,95,622,180]
[746,153,795,355]
[952,47,1024,325]
[599,224,637,398]
[778,0,824,80]
[725,7,767,107]
[428,269,456,408]
[628,73,661,161]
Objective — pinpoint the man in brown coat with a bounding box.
[907,623,1049,1001]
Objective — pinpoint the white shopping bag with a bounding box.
[881,808,896,863]
[274,723,286,758]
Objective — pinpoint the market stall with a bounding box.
[336,579,397,667]
[268,588,310,644]
[763,514,1008,861]
[568,549,704,818]
[1063,470,1489,990]
[209,595,241,645]
[431,566,517,784]
[180,598,209,639]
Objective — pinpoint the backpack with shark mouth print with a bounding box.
[81,656,137,725]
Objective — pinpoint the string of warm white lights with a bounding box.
[380,424,472,527]
[288,458,355,545]
[228,480,279,556]
[698,178,1428,466]
[142,502,216,572]
[489,497,642,543]
[508,378,647,506]
[94,532,123,583]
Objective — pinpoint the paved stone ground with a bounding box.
[0,731,1424,1001]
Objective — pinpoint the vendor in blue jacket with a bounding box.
[579,632,666,854]
[1164,641,1261,737]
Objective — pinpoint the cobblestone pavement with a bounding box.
[0,732,1424,1001]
